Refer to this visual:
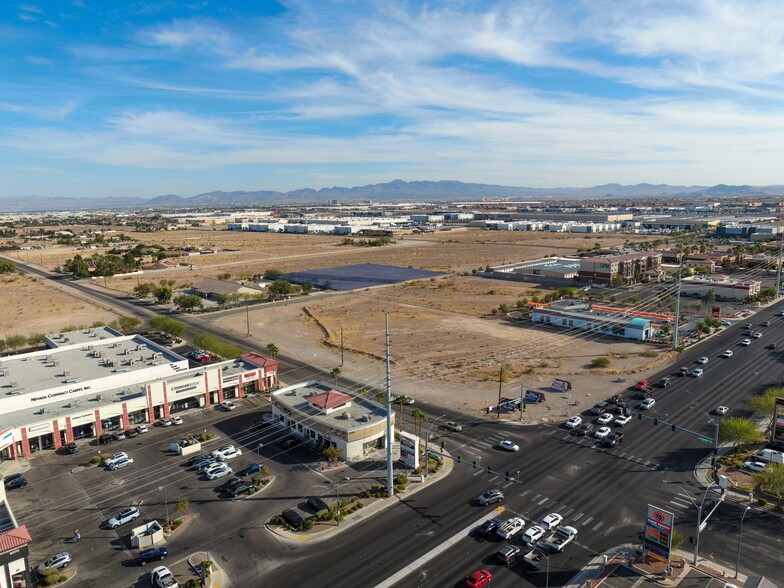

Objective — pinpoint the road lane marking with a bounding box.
[592,522,604,531]
[532,494,541,502]
[603,526,615,536]
[537,497,549,505]
[373,508,505,588]
[573,512,584,521]
[519,489,531,498]
[582,516,594,526]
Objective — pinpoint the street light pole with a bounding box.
[335,476,350,526]
[423,415,446,479]
[535,547,550,588]
[735,505,752,578]
[158,485,169,527]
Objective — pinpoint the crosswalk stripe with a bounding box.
[592,521,604,531]
[519,489,531,498]
[564,508,575,517]
[573,512,584,521]
[603,526,615,536]
[619,452,627,458]
[532,494,542,502]
[538,497,549,505]
[582,517,594,526]
[502,481,514,489]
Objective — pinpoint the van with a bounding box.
[752,448,784,464]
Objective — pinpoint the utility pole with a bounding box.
[340,327,344,366]
[497,364,503,419]
[385,313,394,497]
[520,385,524,421]
[777,231,783,296]
[672,260,683,351]
[245,304,250,337]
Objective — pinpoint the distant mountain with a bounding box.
[1,180,783,212]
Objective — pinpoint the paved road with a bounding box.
[7,257,784,585]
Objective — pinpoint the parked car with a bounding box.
[720,319,731,326]
[476,489,504,506]
[112,431,126,441]
[237,463,265,476]
[565,416,582,429]
[217,448,242,461]
[138,547,169,566]
[541,512,563,530]
[196,459,220,472]
[475,518,502,537]
[211,445,237,459]
[104,452,129,467]
[171,416,183,425]
[657,377,672,388]
[150,565,179,588]
[743,460,768,472]
[161,418,173,427]
[228,481,253,497]
[204,462,230,477]
[37,552,71,573]
[4,474,27,490]
[109,457,134,470]
[282,509,305,531]
[640,398,656,410]
[218,401,236,411]
[98,433,114,445]
[499,440,519,452]
[65,442,79,454]
[465,570,493,588]
[307,497,330,512]
[136,424,149,433]
[217,477,247,493]
[206,465,232,480]
[108,506,141,529]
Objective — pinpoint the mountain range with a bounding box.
[1,180,783,212]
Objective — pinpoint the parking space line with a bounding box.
[603,526,615,536]
[582,516,594,526]
[572,512,584,521]
[592,521,604,531]
[537,497,549,505]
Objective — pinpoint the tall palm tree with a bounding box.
[411,408,428,439]
[265,342,279,359]
[330,367,341,386]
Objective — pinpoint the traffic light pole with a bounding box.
[634,411,720,468]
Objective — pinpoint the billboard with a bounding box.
[711,305,721,318]
[772,397,784,446]
[525,390,546,403]
[643,505,674,564]
[551,379,572,392]
[399,431,419,469]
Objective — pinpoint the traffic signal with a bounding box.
[654,418,658,426]
[638,413,642,420]
[457,455,461,463]
[441,441,445,452]
[472,460,476,469]
[522,402,526,412]
[505,471,510,480]
[671,424,676,432]
[689,536,694,544]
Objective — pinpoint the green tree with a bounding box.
[0,340,5,355]
[268,279,297,298]
[590,357,611,368]
[175,497,190,516]
[63,254,90,278]
[301,282,314,294]
[701,290,716,306]
[174,294,203,311]
[749,387,781,424]
[133,282,155,298]
[411,407,429,439]
[117,316,142,334]
[217,272,231,280]
[760,286,778,299]
[263,269,283,279]
[26,333,45,349]
[0,259,16,274]
[753,463,784,511]
[148,316,186,338]
[330,367,341,386]
[322,446,341,463]
[265,343,279,359]
[154,286,173,304]
[671,528,684,551]
[718,417,762,453]
[5,334,26,353]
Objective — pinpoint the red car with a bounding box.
[466,570,493,588]
[634,380,650,390]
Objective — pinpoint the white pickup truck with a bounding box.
[541,525,578,552]
[496,517,525,540]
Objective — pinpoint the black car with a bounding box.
[475,518,502,537]
[137,547,169,566]
[217,477,246,493]
[124,429,138,438]
[98,434,114,445]
[637,388,653,399]
[590,401,609,415]
[768,343,777,350]
[605,432,624,447]
[576,423,594,436]
[307,496,330,512]
[228,482,254,497]
[658,377,672,388]
[282,509,304,531]
[4,474,27,490]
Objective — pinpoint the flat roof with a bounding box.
[273,381,388,431]
[46,326,123,348]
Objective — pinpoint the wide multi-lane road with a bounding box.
[9,257,784,584]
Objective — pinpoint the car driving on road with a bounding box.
[640,398,656,410]
[594,426,611,439]
[499,440,519,452]
[596,413,614,425]
[541,513,563,530]
[741,338,752,346]
[565,416,582,429]
[722,350,733,357]
[476,489,504,506]
[614,415,631,426]
[691,368,704,378]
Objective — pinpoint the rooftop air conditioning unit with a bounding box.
[9,380,18,387]
[88,344,94,351]
[341,411,352,419]
[0,369,5,377]
[54,360,60,367]
[63,370,71,377]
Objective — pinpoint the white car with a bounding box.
[37,552,71,572]
[206,464,232,480]
[596,413,614,425]
[108,506,140,529]
[720,319,731,326]
[752,332,763,339]
[161,418,173,427]
[219,401,236,411]
[565,416,582,429]
[594,426,612,439]
[722,350,733,358]
[151,565,179,588]
[218,448,242,461]
[522,525,546,544]
[716,406,729,415]
[136,423,149,433]
[743,460,768,472]
[541,513,563,530]
[691,368,704,378]
[211,445,236,459]
[499,440,520,452]
[104,452,129,467]
[640,398,656,410]
[109,457,134,470]
[697,357,709,365]
[614,415,631,427]
[171,416,183,425]
[741,339,752,346]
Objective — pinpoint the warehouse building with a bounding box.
[270,381,393,461]
[0,331,278,460]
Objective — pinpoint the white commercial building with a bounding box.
[681,275,762,301]
[270,381,393,461]
[0,330,278,460]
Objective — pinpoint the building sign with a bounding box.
[29,384,92,404]
[711,305,721,318]
[525,390,546,403]
[222,374,239,385]
[551,379,572,392]
[243,371,259,383]
[772,397,784,446]
[0,428,14,452]
[171,383,199,395]
[643,504,674,564]
[399,431,419,469]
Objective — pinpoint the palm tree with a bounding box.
[330,367,341,386]
[411,408,428,439]
[265,342,279,359]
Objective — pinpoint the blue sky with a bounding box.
[2,0,784,199]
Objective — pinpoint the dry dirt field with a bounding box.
[0,273,119,337]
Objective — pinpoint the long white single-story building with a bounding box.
[531,304,656,341]
[0,329,278,460]
[271,381,393,461]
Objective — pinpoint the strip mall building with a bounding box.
[0,327,277,460]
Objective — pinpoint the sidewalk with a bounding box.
[266,449,454,543]
[566,544,747,588]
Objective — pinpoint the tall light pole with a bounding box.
[536,547,550,588]
[423,415,446,479]
[158,485,169,527]
[735,505,752,579]
[335,476,350,526]
[672,260,683,351]
[384,313,394,497]
[693,477,728,565]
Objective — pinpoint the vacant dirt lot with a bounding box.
[0,273,118,337]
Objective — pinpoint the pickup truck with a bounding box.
[496,517,525,540]
[541,525,578,552]
[522,548,545,570]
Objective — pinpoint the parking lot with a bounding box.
[7,396,386,587]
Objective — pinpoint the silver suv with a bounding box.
[442,421,463,432]
[476,489,504,506]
